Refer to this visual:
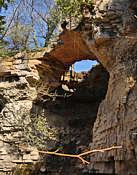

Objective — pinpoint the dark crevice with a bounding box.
[0,74,20,82]
[0,95,7,113]
[129,0,137,11]
[0,103,3,113]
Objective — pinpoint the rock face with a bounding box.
[0,53,39,173]
[0,0,137,174]
[82,1,137,174]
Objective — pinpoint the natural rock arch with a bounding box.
[0,0,137,174]
[36,0,137,174]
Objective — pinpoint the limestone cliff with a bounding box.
[0,0,137,174]
[84,1,137,174]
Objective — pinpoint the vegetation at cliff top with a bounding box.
[56,0,93,19]
[0,0,93,56]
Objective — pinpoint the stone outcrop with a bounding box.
[0,53,39,173]
[0,0,137,174]
[83,1,137,174]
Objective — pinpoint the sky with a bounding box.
[74,60,98,72]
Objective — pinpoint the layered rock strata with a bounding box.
[0,0,137,174]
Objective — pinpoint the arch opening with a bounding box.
[74,60,98,73]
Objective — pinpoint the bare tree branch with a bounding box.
[20,145,122,165]
[25,1,48,24]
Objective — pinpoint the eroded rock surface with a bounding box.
[0,53,39,173]
[0,0,137,174]
[83,1,137,174]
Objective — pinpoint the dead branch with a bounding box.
[20,145,122,165]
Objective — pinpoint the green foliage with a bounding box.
[13,164,33,175]
[0,0,93,51]
[56,0,82,17]
[0,15,6,38]
[0,0,11,9]
[0,48,18,57]
[55,0,93,20]
[45,0,93,45]
[26,114,58,149]
[0,0,12,32]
